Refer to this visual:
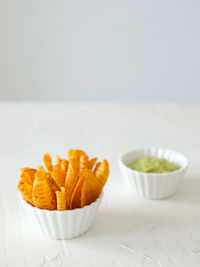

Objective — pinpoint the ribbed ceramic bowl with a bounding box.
[19,193,103,239]
[119,148,188,200]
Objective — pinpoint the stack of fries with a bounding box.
[18,149,109,211]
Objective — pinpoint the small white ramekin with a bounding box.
[19,193,103,239]
[119,148,188,200]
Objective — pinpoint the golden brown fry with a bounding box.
[32,179,56,210]
[18,149,109,210]
[43,153,53,173]
[35,166,46,181]
[65,159,80,209]
[56,187,66,211]
[80,154,89,171]
[94,162,101,173]
[20,168,37,185]
[94,160,109,190]
[72,150,87,160]
[35,166,60,192]
[67,149,74,161]
[81,169,99,206]
[61,159,69,172]
[67,149,87,161]
[52,164,66,188]
[56,155,62,165]
[82,160,109,206]
[69,175,86,210]
[88,157,98,170]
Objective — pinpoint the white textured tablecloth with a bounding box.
[0,102,200,267]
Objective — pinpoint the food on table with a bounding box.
[128,157,180,173]
[18,149,109,210]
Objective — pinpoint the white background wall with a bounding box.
[0,0,200,102]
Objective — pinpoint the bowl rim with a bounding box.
[19,191,104,213]
[119,147,189,177]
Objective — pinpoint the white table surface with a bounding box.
[0,102,200,267]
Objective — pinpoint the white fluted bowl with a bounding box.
[119,148,188,200]
[19,193,103,239]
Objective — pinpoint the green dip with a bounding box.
[128,157,181,173]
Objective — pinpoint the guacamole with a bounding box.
[128,157,180,173]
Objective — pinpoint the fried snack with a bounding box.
[67,149,74,160]
[88,157,98,170]
[43,153,53,174]
[65,159,80,209]
[35,166,46,181]
[67,149,87,161]
[56,155,62,165]
[35,166,60,192]
[69,174,86,210]
[80,154,89,171]
[72,150,87,159]
[56,187,66,211]
[94,162,101,172]
[81,169,100,206]
[56,155,68,172]
[32,179,56,210]
[20,168,37,185]
[18,149,109,211]
[66,151,96,208]
[94,160,109,190]
[18,180,33,204]
[82,160,109,206]
[61,159,69,172]
[52,164,66,188]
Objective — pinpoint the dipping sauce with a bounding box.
[128,157,181,173]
